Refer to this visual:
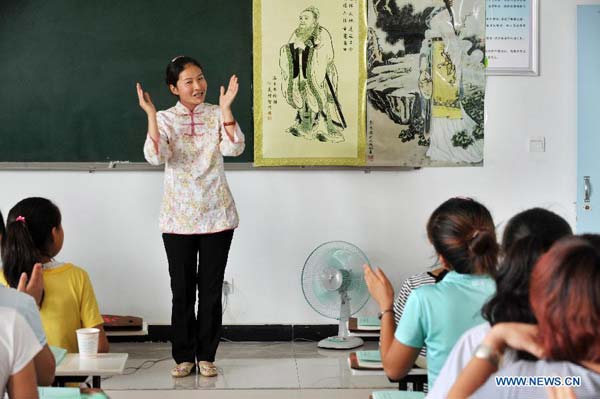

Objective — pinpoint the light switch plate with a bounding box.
[529,136,546,153]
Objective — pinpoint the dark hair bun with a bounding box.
[469,230,498,256]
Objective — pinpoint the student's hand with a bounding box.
[547,386,577,399]
[219,75,239,112]
[136,83,157,116]
[363,264,394,311]
[484,322,544,359]
[17,263,44,307]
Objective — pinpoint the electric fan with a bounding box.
[301,241,370,349]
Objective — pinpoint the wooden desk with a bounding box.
[55,353,128,388]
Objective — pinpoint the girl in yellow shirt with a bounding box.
[1,197,109,354]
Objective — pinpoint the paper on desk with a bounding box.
[372,390,425,399]
[50,345,67,365]
[38,387,79,399]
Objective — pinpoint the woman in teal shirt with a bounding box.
[364,197,498,388]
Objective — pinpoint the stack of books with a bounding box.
[349,316,381,333]
[357,317,381,330]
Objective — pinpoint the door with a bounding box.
[577,5,600,232]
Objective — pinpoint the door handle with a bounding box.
[584,176,591,202]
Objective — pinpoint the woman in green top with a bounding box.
[364,197,498,388]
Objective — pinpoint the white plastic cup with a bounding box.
[76,328,99,358]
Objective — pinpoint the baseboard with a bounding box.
[107,324,353,343]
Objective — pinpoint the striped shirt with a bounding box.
[393,272,437,357]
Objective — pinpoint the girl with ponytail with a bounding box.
[1,198,109,354]
[364,197,498,389]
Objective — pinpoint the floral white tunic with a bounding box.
[144,101,245,234]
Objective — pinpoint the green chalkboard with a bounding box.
[0,0,253,163]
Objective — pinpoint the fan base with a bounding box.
[317,336,364,350]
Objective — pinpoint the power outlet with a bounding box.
[223,279,234,296]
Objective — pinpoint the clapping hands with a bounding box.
[17,263,44,306]
[363,264,395,311]
[219,75,239,111]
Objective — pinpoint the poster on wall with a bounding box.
[366,0,486,167]
[486,0,539,76]
[253,0,367,166]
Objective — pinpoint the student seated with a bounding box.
[0,305,40,399]
[427,208,572,398]
[364,197,498,389]
[448,235,600,398]
[0,210,56,385]
[1,198,109,354]
[0,284,56,385]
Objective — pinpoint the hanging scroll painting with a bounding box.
[254,0,367,166]
[366,0,486,166]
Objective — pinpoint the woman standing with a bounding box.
[136,56,244,378]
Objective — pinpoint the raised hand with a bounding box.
[363,264,395,311]
[219,75,239,111]
[486,322,544,359]
[136,82,157,116]
[17,263,44,306]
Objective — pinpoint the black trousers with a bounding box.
[162,229,234,363]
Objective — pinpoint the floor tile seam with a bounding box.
[291,341,302,389]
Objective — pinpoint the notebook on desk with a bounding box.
[38,387,79,399]
[38,387,108,399]
[50,346,67,366]
[372,390,425,399]
[349,351,383,370]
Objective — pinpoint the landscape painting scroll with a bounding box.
[254,0,367,166]
[366,0,486,166]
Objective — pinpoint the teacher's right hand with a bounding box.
[136,83,157,116]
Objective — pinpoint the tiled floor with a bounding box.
[102,341,397,398]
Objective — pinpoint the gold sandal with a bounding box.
[170,362,195,378]
[198,361,218,377]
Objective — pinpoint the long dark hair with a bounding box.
[482,208,572,325]
[1,197,62,288]
[482,208,572,361]
[426,197,498,276]
[0,210,5,239]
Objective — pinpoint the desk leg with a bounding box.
[92,376,101,388]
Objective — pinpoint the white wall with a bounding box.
[0,0,587,325]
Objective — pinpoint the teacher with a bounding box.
[136,56,244,378]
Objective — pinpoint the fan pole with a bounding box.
[338,291,351,337]
[317,291,364,349]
